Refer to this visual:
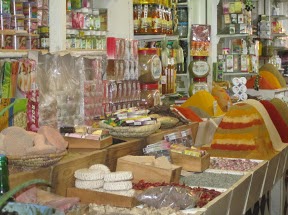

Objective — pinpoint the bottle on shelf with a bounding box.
[0,154,10,198]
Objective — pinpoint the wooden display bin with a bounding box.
[245,160,268,211]
[262,153,280,195]
[51,149,107,196]
[65,135,113,152]
[203,188,233,215]
[116,156,182,183]
[228,173,252,215]
[170,151,210,172]
[9,167,52,189]
[106,138,147,171]
[67,187,139,208]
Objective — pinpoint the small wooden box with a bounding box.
[116,156,182,183]
[66,187,139,208]
[65,135,113,151]
[170,152,210,172]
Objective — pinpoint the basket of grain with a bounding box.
[99,121,161,138]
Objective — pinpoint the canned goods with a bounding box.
[11,15,24,30]
[15,34,27,49]
[11,0,23,15]
[24,18,38,33]
[26,34,39,49]
[23,2,37,18]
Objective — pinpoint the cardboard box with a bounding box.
[65,135,113,151]
[67,187,139,208]
[170,152,210,172]
[116,156,182,183]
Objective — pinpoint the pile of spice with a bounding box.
[181,90,224,117]
[207,102,277,160]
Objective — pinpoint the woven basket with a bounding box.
[8,150,67,169]
[99,121,161,138]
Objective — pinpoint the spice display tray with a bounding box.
[244,161,268,211]
[262,153,280,195]
[203,187,233,215]
[65,135,113,151]
[170,152,210,172]
[116,156,182,183]
[229,173,252,215]
[67,187,139,208]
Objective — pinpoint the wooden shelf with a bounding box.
[271,15,288,20]
[222,72,257,76]
[0,49,48,58]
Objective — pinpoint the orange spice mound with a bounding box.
[209,103,276,159]
[173,106,203,122]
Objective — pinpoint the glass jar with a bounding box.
[189,56,210,78]
[92,9,100,30]
[140,83,161,108]
[74,30,81,49]
[39,26,49,49]
[84,31,92,49]
[177,22,188,38]
[66,29,72,49]
[140,4,153,34]
[177,7,188,22]
[138,48,162,83]
[94,31,101,49]
[190,77,209,95]
[100,31,106,50]
[79,30,86,49]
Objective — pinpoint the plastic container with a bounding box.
[138,48,162,83]
[11,0,23,15]
[140,83,161,108]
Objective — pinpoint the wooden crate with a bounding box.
[106,138,146,171]
[116,156,182,183]
[9,167,52,189]
[65,136,113,152]
[145,123,199,146]
[67,187,139,208]
[51,150,107,196]
[170,152,210,172]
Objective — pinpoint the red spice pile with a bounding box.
[260,100,288,143]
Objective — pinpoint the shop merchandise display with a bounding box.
[0,0,45,50]
[66,0,107,50]
[133,0,174,35]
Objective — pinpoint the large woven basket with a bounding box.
[99,121,161,138]
[7,150,67,169]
